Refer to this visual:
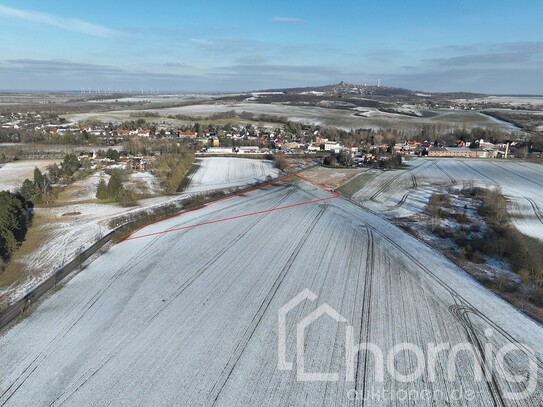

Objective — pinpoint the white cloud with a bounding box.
[271,17,304,23]
[0,5,127,37]
[189,38,217,47]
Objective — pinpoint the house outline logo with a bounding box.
[277,289,348,381]
[296,303,347,381]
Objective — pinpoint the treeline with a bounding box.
[168,110,290,126]
[19,153,82,204]
[3,129,100,145]
[431,187,543,311]
[122,138,187,156]
[129,112,160,118]
[95,148,120,161]
[0,191,32,268]
[323,151,402,169]
[338,125,518,148]
[474,188,543,303]
[109,193,210,243]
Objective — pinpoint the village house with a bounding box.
[281,142,302,150]
[177,130,197,139]
[324,141,342,151]
[209,136,220,146]
[204,146,233,154]
[129,157,147,171]
[307,143,322,152]
[236,146,260,154]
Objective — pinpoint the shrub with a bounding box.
[273,154,288,171]
[96,178,108,200]
[107,171,124,199]
[118,189,138,207]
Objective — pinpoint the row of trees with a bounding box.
[3,129,100,145]
[148,150,195,194]
[19,154,82,204]
[95,148,120,161]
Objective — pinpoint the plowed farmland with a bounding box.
[348,158,543,241]
[1,176,541,406]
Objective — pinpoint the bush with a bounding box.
[96,178,108,200]
[118,189,138,207]
[478,187,508,224]
[462,188,543,288]
[107,171,124,199]
[273,154,288,171]
[427,192,451,220]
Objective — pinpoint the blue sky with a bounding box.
[0,0,541,93]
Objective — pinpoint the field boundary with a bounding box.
[0,170,335,331]
[124,174,339,241]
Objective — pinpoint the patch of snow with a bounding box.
[0,160,59,192]
[185,157,280,193]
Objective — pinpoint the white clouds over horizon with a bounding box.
[0,1,541,94]
[0,4,127,37]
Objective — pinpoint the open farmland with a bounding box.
[1,177,541,406]
[347,159,543,241]
[66,102,521,132]
[185,157,280,193]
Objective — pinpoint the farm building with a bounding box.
[428,147,494,158]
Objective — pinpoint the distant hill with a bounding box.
[257,82,486,99]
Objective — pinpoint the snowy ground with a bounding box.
[127,171,161,195]
[0,160,59,192]
[60,172,110,203]
[0,158,280,305]
[66,103,522,132]
[2,194,191,304]
[299,166,362,189]
[0,178,541,406]
[184,157,280,193]
[60,169,161,204]
[348,158,543,241]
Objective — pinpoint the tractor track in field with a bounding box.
[207,205,327,406]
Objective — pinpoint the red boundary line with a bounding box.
[123,174,339,242]
[124,173,296,239]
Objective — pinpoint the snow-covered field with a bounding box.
[66,103,522,132]
[0,160,59,192]
[185,157,280,193]
[1,178,542,406]
[349,159,543,241]
[0,158,279,305]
